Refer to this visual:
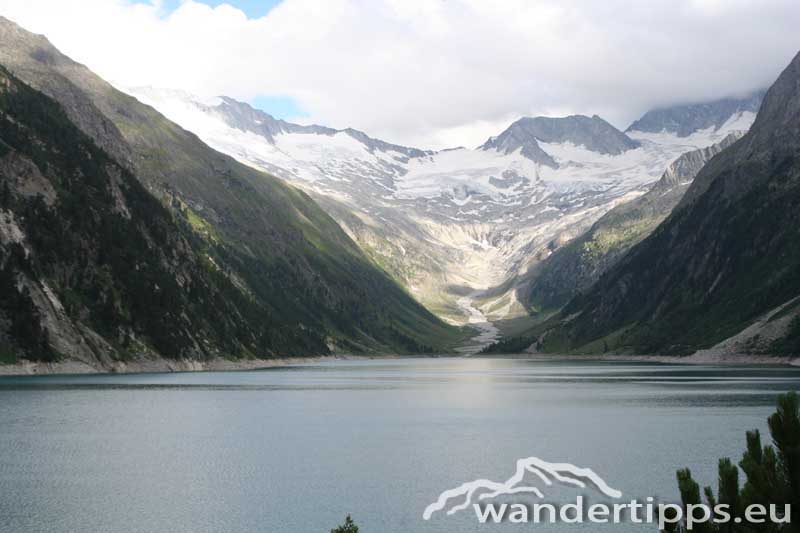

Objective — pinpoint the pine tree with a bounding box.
[330,515,358,533]
[675,469,714,533]
[665,392,800,532]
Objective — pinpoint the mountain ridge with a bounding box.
[536,50,800,356]
[481,114,641,168]
[127,82,760,341]
[520,132,743,314]
[627,89,765,137]
[0,16,465,365]
[0,64,283,363]
[132,87,432,160]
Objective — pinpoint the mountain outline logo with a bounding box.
[423,456,623,520]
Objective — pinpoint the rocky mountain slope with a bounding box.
[627,90,765,137]
[0,17,464,366]
[0,65,274,364]
[480,115,640,167]
[536,50,800,356]
[521,132,743,314]
[127,84,756,353]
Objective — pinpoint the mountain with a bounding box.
[521,132,743,313]
[536,50,800,356]
[0,65,280,364]
[480,115,640,167]
[0,17,464,366]
[136,88,431,160]
[127,87,751,354]
[627,90,764,137]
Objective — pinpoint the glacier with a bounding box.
[128,86,757,351]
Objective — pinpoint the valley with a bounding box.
[0,16,466,366]
[1,5,800,533]
[0,13,794,363]
[453,292,499,355]
[129,86,762,351]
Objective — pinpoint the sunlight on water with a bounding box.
[1,358,799,532]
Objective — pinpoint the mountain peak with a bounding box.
[544,48,800,356]
[0,16,135,166]
[745,51,800,146]
[627,90,765,137]
[0,16,75,72]
[481,114,640,168]
[129,87,431,159]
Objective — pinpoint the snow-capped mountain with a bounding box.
[481,114,640,168]
[128,86,760,350]
[536,55,800,356]
[627,90,764,137]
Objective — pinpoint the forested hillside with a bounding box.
[0,16,465,366]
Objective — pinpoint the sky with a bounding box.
[0,0,798,149]
[139,0,282,18]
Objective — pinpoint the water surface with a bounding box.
[1,358,798,532]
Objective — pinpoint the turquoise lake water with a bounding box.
[1,358,799,532]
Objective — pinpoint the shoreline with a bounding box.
[0,354,397,376]
[484,352,800,366]
[2,351,799,377]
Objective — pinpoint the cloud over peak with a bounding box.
[0,0,797,148]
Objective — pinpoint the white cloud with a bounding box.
[0,0,797,149]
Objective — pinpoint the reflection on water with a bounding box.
[1,358,799,532]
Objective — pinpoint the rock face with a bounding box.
[0,17,462,365]
[539,51,800,356]
[481,115,640,167]
[627,90,765,137]
[522,133,743,313]
[653,136,741,190]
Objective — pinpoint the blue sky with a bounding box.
[251,95,307,121]
[149,0,283,19]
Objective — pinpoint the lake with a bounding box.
[1,358,799,532]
